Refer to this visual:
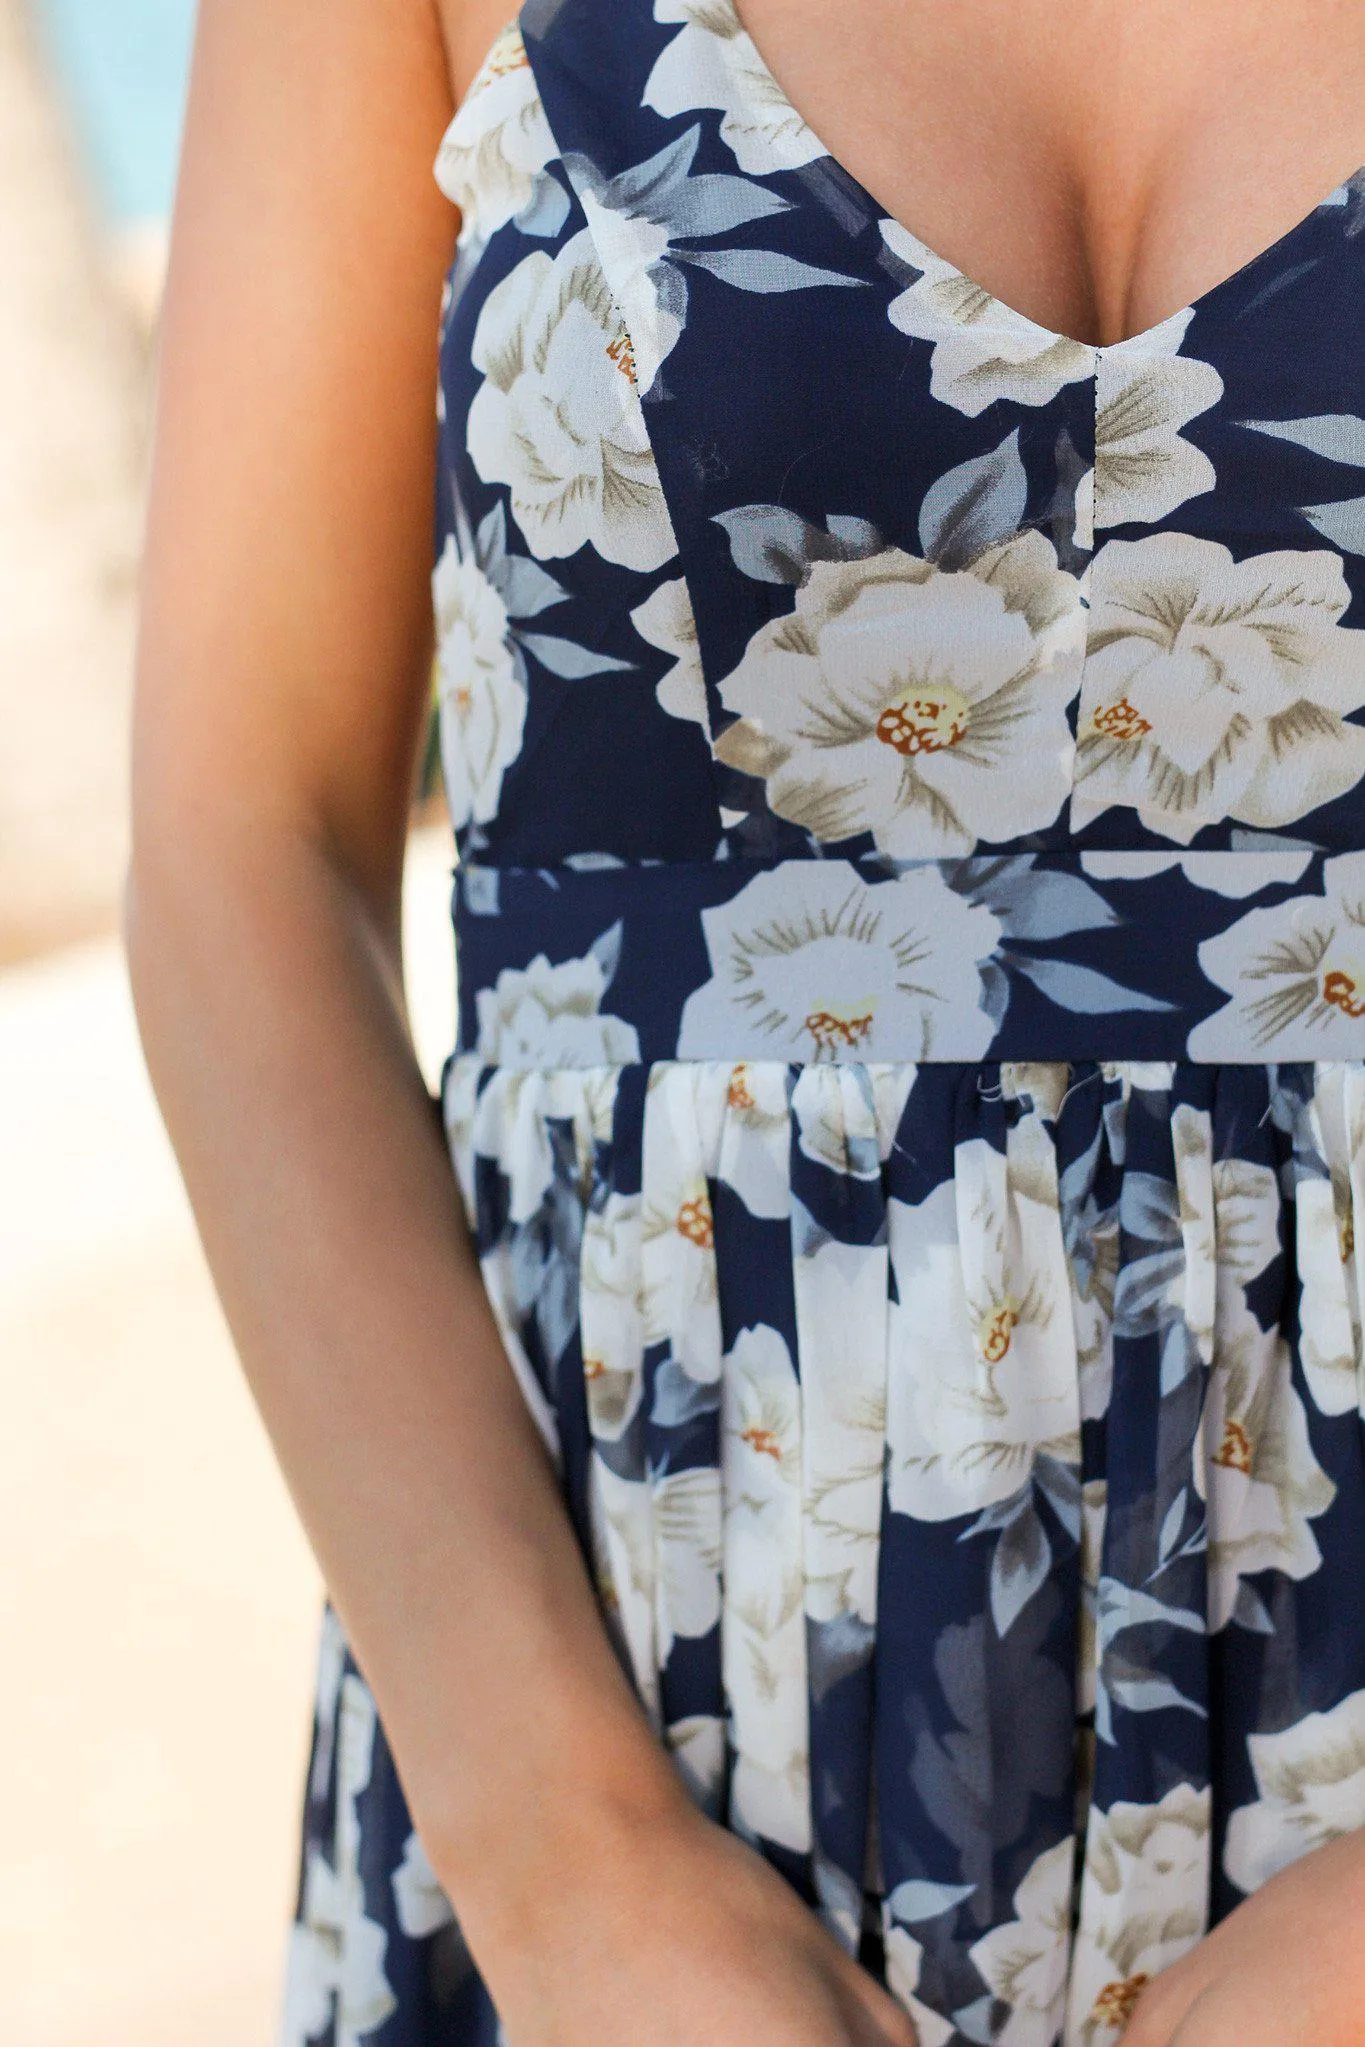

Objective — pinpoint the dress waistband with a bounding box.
[450,848,1365,1067]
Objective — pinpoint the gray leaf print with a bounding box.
[918,428,1028,571]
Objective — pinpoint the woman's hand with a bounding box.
[461,1795,918,2047]
[1125,1826,1365,2045]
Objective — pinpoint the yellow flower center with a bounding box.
[1323,966,1365,1020]
[1090,696,1153,742]
[583,1355,605,1381]
[805,1003,875,1054]
[979,1302,1017,1363]
[1090,1975,1150,2028]
[876,683,970,756]
[1212,1417,1253,1474]
[741,1425,783,1462]
[676,1194,714,1251]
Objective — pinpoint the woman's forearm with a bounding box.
[124,804,686,1930]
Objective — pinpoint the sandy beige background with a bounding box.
[0,4,456,2039]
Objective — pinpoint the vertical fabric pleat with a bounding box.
[1343,1066,1365,1409]
[788,1063,892,1949]
[1206,1065,1361,1929]
[716,1061,812,1862]
[1067,1067,1214,2045]
[640,1062,728,1807]
[876,1067,1084,2041]
[1296,1067,1360,1419]
[578,1062,660,1724]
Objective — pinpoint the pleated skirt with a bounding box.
[280,1056,1365,2047]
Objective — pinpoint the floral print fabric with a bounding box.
[283,4,1365,2042]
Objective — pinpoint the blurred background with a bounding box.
[0,3,455,2039]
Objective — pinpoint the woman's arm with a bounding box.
[127,3,913,2040]
[127,0,678,1925]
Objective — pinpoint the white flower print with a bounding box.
[655,1465,725,1661]
[1080,847,1316,897]
[792,1061,915,1180]
[713,536,1083,857]
[455,1061,616,1247]
[1198,1285,1336,1631]
[715,1059,792,1220]
[630,572,708,727]
[1167,1101,1282,1366]
[1224,1686,1365,1895]
[280,1677,398,2047]
[644,0,828,175]
[1295,1064,1365,1418]
[884,1926,956,2047]
[1187,853,1365,1059]
[589,1453,724,1709]
[1075,533,1365,843]
[456,1016,629,1435]
[882,219,1096,416]
[677,861,1001,1063]
[279,1923,341,2047]
[721,1321,810,1852]
[792,1234,889,1627]
[665,1712,728,1810]
[580,1188,647,1439]
[474,942,641,1068]
[1076,313,1223,544]
[886,1133,1081,1523]
[392,1832,455,1940]
[432,536,526,831]
[1065,1783,1211,2045]
[434,21,558,245]
[467,230,678,569]
[642,1063,724,1369]
[1295,1168,1360,1416]
[966,1834,1073,2047]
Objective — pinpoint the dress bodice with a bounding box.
[431,0,1365,1066]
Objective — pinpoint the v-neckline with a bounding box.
[719,0,1365,354]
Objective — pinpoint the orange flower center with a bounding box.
[1091,696,1153,742]
[727,1066,756,1112]
[1212,1417,1253,1474]
[741,1425,783,1462]
[979,1302,1017,1363]
[484,23,531,79]
[876,683,970,757]
[1341,1212,1355,1263]
[1090,1975,1150,2028]
[805,1005,875,1054]
[583,1356,605,1381]
[676,1195,714,1251]
[606,327,638,385]
[1323,968,1365,1019]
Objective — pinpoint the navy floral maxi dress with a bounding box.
[280,5,1365,2041]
